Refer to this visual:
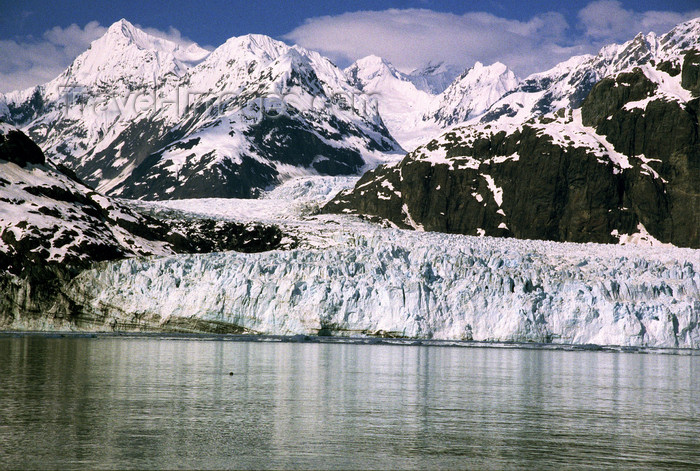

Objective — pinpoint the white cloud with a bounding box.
[139,25,209,51]
[0,21,106,93]
[284,4,700,78]
[578,0,700,43]
[284,9,578,78]
[0,21,202,93]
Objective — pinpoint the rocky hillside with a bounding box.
[325,18,700,249]
[0,20,400,200]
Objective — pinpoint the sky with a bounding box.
[1,0,700,92]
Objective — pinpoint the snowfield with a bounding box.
[60,176,700,348]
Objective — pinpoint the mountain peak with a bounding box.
[344,55,407,88]
[94,19,209,65]
[460,61,512,79]
[355,55,392,68]
[46,18,208,92]
[106,18,137,36]
[211,33,289,64]
[101,18,151,49]
[425,60,519,126]
[348,55,399,75]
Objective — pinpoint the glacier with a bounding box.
[37,176,696,348]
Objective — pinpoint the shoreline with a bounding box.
[3,330,699,355]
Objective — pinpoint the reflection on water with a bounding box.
[0,337,698,469]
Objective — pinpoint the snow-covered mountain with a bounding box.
[326,17,700,249]
[480,19,700,125]
[2,20,209,124]
[344,56,435,150]
[345,56,518,150]
[0,19,400,200]
[424,61,519,126]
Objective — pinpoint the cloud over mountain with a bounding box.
[0,21,203,93]
[284,2,700,76]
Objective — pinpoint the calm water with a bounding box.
[0,336,699,470]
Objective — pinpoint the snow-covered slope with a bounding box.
[0,125,290,276]
[1,20,400,200]
[481,18,700,125]
[0,124,175,274]
[345,56,518,151]
[425,62,518,126]
[344,56,436,150]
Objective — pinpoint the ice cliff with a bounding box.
[58,224,700,348]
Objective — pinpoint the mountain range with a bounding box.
[0,16,699,339]
[326,17,700,248]
[343,56,518,150]
[1,17,699,248]
[0,19,401,199]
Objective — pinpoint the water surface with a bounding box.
[1,336,698,469]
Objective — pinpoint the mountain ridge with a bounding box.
[325,17,700,249]
[1,20,401,200]
[344,55,519,151]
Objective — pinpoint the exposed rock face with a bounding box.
[0,126,44,167]
[681,49,700,96]
[581,69,700,247]
[325,63,699,248]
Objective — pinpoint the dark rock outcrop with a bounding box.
[0,127,45,167]
[681,49,700,96]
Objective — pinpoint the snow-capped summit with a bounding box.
[185,34,297,94]
[424,61,519,126]
[0,18,211,128]
[203,33,289,69]
[345,55,409,89]
[47,19,208,99]
[103,18,209,65]
[344,56,519,150]
[344,56,433,150]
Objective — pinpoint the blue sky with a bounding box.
[1,0,700,92]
